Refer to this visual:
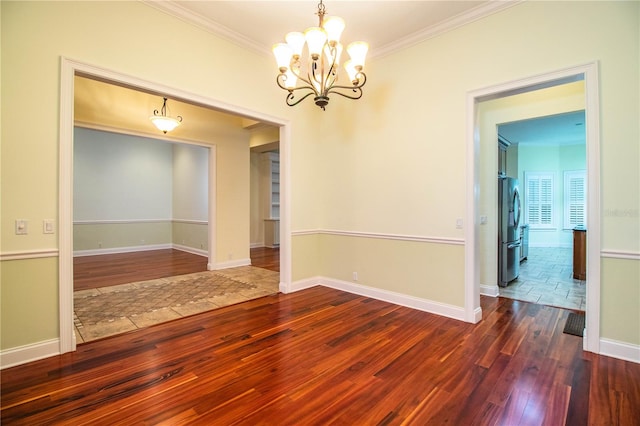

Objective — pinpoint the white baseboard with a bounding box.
[290,276,323,292]
[599,338,640,364]
[480,284,500,297]
[73,244,172,257]
[213,258,251,270]
[250,242,264,249]
[173,244,207,257]
[290,276,466,322]
[1,339,60,370]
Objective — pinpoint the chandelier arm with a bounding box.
[286,91,317,107]
[291,71,320,96]
[309,60,328,95]
[330,71,367,91]
[289,59,309,86]
[326,86,364,101]
[276,74,320,107]
[276,74,320,97]
[324,46,338,94]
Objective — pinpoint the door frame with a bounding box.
[465,62,601,353]
[59,57,292,354]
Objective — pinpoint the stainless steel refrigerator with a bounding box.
[498,176,522,287]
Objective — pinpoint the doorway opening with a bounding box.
[59,58,291,353]
[496,110,587,312]
[465,62,601,353]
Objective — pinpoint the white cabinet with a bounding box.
[261,152,280,247]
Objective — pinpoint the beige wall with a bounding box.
[0,0,295,351]
[295,1,639,345]
[1,1,639,355]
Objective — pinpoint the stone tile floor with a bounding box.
[499,247,586,311]
[74,266,279,343]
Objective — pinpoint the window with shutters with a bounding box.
[524,172,554,229]
[564,170,586,229]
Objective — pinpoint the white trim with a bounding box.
[0,249,59,261]
[73,243,172,257]
[480,284,500,297]
[74,120,214,149]
[73,219,172,225]
[292,229,464,246]
[142,0,268,57]
[207,146,217,273]
[376,1,522,59]
[290,276,323,292]
[71,244,211,258]
[599,338,640,364]
[583,62,602,355]
[466,62,602,353]
[59,58,75,355]
[278,125,291,293]
[173,219,208,225]
[144,0,521,61]
[213,258,252,270]
[290,276,467,321]
[0,339,60,370]
[173,244,208,257]
[59,57,291,357]
[601,250,640,260]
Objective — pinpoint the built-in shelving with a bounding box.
[261,152,280,247]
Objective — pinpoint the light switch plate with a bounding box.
[15,219,28,235]
[43,219,55,234]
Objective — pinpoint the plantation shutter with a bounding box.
[564,170,586,228]
[525,172,554,228]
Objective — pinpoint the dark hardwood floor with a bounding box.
[2,289,638,425]
[250,246,280,272]
[74,247,280,291]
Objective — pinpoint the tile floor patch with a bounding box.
[74,266,279,342]
[499,247,586,311]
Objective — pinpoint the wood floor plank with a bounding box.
[2,289,639,425]
[74,247,279,291]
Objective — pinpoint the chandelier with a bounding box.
[272,0,368,110]
[150,97,182,133]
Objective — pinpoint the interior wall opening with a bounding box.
[467,62,600,353]
[60,58,290,353]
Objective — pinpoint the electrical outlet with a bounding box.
[352,272,358,281]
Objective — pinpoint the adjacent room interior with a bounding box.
[494,108,587,312]
[72,75,282,342]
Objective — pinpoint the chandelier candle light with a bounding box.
[272,0,368,110]
[150,97,183,133]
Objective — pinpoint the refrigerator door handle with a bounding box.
[507,242,521,249]
[513,187,522,228]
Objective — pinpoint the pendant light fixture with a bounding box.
[272,0,368,110]
[150,97,182,133]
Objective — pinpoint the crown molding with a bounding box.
[143,1,524,60]
[142,0,269,56]
[374,0,524,59]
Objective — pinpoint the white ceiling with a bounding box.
[77,1,584,146]
[498,111,586,146]
[146,0,518,58]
